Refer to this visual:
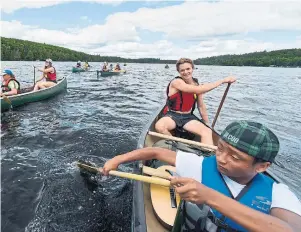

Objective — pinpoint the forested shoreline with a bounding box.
[1,37,300,67]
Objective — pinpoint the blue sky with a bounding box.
[1,1,301,59]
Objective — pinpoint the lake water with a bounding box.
[1,61,301,232]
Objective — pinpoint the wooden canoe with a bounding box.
[131,106,281,232]
[1,77,67,112]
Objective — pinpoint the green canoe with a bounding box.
[1,77,67,112]
[96,70,126,77]
[72,67,87,73]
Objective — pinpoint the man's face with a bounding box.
[178,63,193,80]
[215,139,270,181]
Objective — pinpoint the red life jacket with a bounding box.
[163,76,198,114]
[1,78,21,93]
[46,67,56,82]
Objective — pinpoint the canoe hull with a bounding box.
[72,67,86,73]
[97,70,126,77]
[1,77,67,112]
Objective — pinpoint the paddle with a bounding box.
[77,162,170,186]
[1,94,12,105]
[211,83,231,128]
[33,65,36,85]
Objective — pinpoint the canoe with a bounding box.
[96,70,126,77]
[72,67,87,73]
[1,77,67,112]
[132,106,281,232]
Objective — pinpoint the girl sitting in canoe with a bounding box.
[33,59,57,91]
[155,58,236,145]
[102,62,109,71]
[1,69,21,96]
[114,63,121,71]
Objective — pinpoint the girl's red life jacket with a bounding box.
[46,67,56,82]
[163,76,198,114]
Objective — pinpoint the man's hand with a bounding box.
[101,156,121,176]
[223,76,236,84]
[171,177,211,204]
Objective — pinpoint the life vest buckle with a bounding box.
[211,216,229,231]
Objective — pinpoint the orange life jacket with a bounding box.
[1,77,21,93]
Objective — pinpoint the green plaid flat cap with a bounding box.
[221,121,280,162]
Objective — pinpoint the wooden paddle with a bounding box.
[1,94,12,105]
[77,162,170,187]
[211,83,231,128]
[33,65,36,85]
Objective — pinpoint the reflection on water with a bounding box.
[1,61,301,231]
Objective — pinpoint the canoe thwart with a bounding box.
[148,131,217,151]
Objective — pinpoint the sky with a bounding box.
[1,0,301,59]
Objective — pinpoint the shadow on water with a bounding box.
[1,62,301,232]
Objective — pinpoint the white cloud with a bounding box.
[1,20,140,46]
[1,0,124,13]
[76,38,301,59]
[105,1,301,39]
[1,1,301,59]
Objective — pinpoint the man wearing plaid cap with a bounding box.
[102,120,301,231]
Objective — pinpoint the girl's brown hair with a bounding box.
[176,58,194,71]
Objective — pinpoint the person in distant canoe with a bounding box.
[155,58,236,145]
[114,63,121,71]
[76,61,81,68]
[101,121,301,232]
[33,59,57,91]
[102,62,109,71]
[1,69,20,96]
[84,61,90,69]
[109,64,113,71]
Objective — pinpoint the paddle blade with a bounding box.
[77,162,99,174]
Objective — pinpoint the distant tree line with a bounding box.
[1,37,175,64]
[194,49,301,67]
[1,37,300,67]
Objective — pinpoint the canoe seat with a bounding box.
[19,87,33,94]
[174,127,195,140]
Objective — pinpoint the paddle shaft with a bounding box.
[33,66,36,84]
[211,83,231,128]
[102,168,170,186]
[77,163,170,186]
[148,131,217,151]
